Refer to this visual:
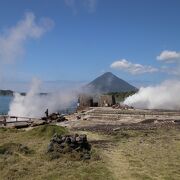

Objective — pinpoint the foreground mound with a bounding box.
[27,125,68,138]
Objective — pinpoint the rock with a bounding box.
[113,127,121,131]
[76,115,81,120]
[47,133,92,160]
[83,152,91,160]
[47,142,54,152]
[75,136,81,142]
[65,136,71,144]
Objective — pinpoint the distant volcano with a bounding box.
[85,72,137,93]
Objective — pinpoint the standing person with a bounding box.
[3,116,6,126]
[45,109,49,118]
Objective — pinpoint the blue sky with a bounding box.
[0,0,180,91]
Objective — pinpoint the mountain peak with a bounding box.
[102,72,113,76]
[100,72,118,79]
[85,72,137,93]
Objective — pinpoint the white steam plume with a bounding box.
[8,79,77,118]
[124,80,180,110]
[0,12,54,64]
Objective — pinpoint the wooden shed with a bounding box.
[78,94,93,108]
[98,95,116,107]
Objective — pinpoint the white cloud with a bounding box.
[157,50,180,63]
[0,12,54,63]
[64,0,97,13]
[156,50,180,76]
[110,59,158,75]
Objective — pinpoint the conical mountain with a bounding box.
[85,72,137,93]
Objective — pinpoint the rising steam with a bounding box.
[8,79,77,117]
[124,80,180,110]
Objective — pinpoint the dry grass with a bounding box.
[102,128,180,180]
[0,125,180,180]
[0,125,112,180]
[72,127,180,179]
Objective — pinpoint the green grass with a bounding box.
[0,125,113,180]
[0,142,34,155]
[104,128,180,180]
[0,125,180,180]
[26,124,68,138]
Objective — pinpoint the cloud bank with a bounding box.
[111,50,180,76]
[0,12,54,64]
[110,59,158,74]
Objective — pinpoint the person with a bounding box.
[3,116,6,126]
[45,109,49,117]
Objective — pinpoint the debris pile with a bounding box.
[47,133,91,160]
[42,112,67,123]
[112,103,134,110]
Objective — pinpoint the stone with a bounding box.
[47,133,91,160]
[47,142,54,152]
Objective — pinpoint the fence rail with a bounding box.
[0,115,39,126]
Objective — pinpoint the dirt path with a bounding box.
[75,130,133,180]
[102,146,132,180]
[73,128,180,180]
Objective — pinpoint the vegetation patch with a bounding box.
[113,129,156,141]
[0,143,33,155]
[26,124,68,139]
[1,124,179,179]
[0,127,20,133]
[0,125,113,180]
[103,128,180,179]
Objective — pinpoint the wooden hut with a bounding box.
[78,94,93,108]
[98,95,116,107]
